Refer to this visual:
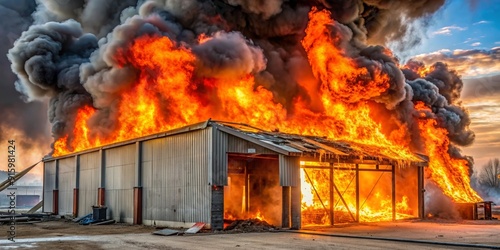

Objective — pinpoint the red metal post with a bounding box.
[52,189,59,215]
[73,188,79,217]
[98,188,105,206]
[133,187,143,225]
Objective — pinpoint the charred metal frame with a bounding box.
[301,162,398,225]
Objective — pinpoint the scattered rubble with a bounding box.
[224,219,276,232]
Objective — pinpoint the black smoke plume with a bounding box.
[7,0,473,172]
[0,0,50,156]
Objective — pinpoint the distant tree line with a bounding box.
[478,158,500,189]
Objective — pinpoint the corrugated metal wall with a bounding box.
[142,128,212,226]
[211,131,280,186]
[226,134,277,154]
[43,160,56,213]
[105,144,136,223]
[78,151,100,216]
[212,127,227,186]
[279,155,300,186]
[58,157,76,215]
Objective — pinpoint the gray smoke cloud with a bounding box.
[8,20,97,144]
[403,62,475,148]
[0,0,50,150]
[33,0,138,38]
[6,0,464,160]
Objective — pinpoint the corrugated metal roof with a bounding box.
[211,120,426,163]
[44,119,426,164]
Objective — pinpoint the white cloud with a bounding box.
[473,20,490,25]
[495,41,500,45]
[432,25,467,36]
[471,42,481,47]
[411,47,500,77]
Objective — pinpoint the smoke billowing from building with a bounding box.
[5,1,479,207]
[0,0,50,171]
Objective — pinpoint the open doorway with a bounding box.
[224,155,281,227]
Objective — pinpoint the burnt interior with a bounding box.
[224,155,281,227]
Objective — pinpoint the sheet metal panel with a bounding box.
[279,155,300,187]
[58,157,75,215]
[227,134,277,154]
[212,127,227,186]
[78,151,100,216]
[43,161,56,213]
[105,144,136,223]
[142,128,211,225]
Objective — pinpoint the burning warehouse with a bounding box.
[7,0,487,231]
[42,120,426,229]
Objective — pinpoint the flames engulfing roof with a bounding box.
[212,121,427,164]
[44,119,427,165]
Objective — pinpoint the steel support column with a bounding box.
[355,164,359,222]
[98,149,105,189]
[73,188,79,217]
[291,186,301,229]
[54,159,59,215]
[392,164,396,221]
[98,188,105,206]
[211,185,224,230]
[133,187,142,224]
[282,186,291,228]
[329,165,334,225]
[52,189,59,215]
[74,155,80,217]
[418,165,425,219]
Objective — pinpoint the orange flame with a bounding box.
[415,102,481,202]
[53,8,481,211]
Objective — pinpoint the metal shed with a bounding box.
[42,120,426,229]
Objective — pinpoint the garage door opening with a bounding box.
[224,155,282,227]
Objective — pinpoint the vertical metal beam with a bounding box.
[135,142,142,187]
[211,185,224,230]
[42,162,45,213]
[244,164,249,213]
[98,188,105,206]
[54,159,59,215]
[74,155,80,217]
[75,155,80,189]
[329,165,334,225]
[282,186,291,228]
[392,164,396,221]
[52,189,59,215]
[73,188,79,217]
[291,186,301,229]
[133,187,143,224]
[134,142,143,224]
[55,159,59,190]
[99,149,105,188]
[98,149,106,207]
[418,165,425,219]
[355,164,359,222]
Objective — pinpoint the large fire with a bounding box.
[53,7,481,221]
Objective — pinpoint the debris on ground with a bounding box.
[93,219,116,225]
[224,219,276,232]
[153,228,181,236]
[73,213,92,223]
[185,222,206,234]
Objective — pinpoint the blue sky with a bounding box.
[408,0,500,170]
[412,0,500,55]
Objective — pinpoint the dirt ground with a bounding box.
[1,218,500,249]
